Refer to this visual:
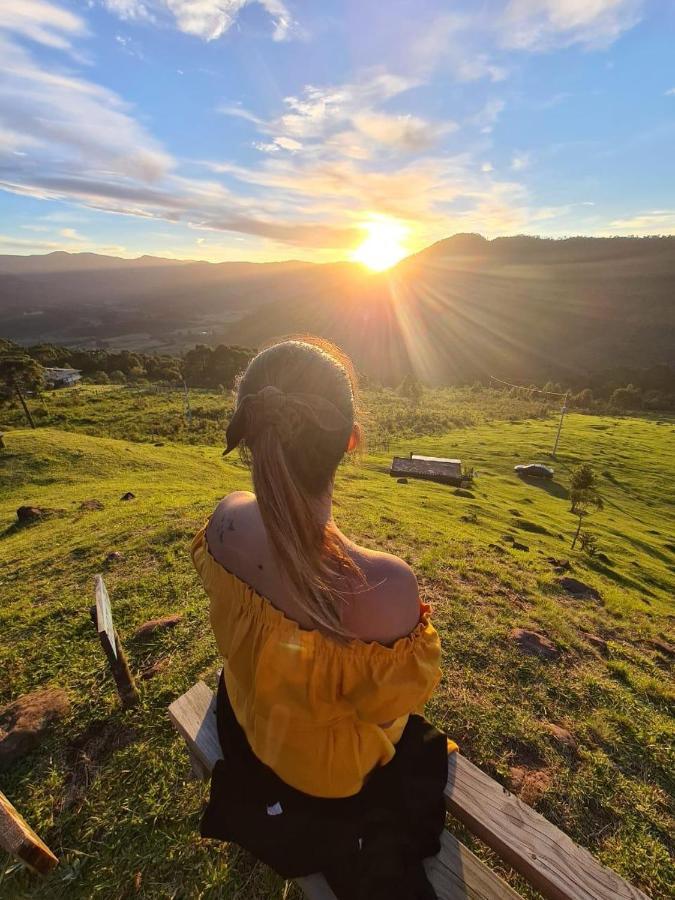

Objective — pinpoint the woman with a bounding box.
[192,338,454,899]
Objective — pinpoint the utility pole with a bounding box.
[11,376,35,429]
[552,392,569,457]
[183,379,192,429]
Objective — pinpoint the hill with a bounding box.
[0,399,673,898]
[1,235,674,381]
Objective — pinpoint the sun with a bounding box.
[351,217,409,271]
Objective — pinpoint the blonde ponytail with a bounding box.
[224,339,363,639]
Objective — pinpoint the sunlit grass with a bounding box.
[0,396,673,897]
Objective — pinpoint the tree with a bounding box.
[0,353,44,428]
[569,464,603,550]
[610,384,642,410]
[572,388,593,409]
[397,374,423,405]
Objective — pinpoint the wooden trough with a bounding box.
[169,679,648,900]
[391,454,463,486]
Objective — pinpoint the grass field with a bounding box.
[0,388,673,898]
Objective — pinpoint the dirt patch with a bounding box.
[542,723,577,751]
[0,688,70,769]
[133,614,183,639]
[61,720,138,812]
[508,766,553,805]
[581,632,609,656]
[510,628,561,661]
[80,499,104,511]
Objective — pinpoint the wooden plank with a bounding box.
[296,874,338,899]
[391,456,463,485]
[91,576,139,709]
[424,831,521,900]
[445,754,649,900]
[168,680,222,775]
[94,574,116,660]
[0,791,58,876]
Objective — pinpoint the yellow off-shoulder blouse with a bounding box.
[192,526,455,798]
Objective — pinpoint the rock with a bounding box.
[488,543,506,554]
[0,689,70,770]
[120,492,136,501]
[80,499,104,511]
[547,557,571,571]
[557,577,602,601]
[581,632,609,655]
[512,541,529,551]
[454,488,474,498]
[508,766,552,805]
[134,614,183,639]
[396,478,408,484]
[502,534,515,543]
[16,506,44,523]
[510,628,561,661]
[542,723,577,750]
[595,552,611,564]
[104,551,124,565]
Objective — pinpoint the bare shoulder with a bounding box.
[206,491,258,560]
[345,548,421,645]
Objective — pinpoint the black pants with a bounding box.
[200,673,447,899]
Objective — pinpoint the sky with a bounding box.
[0,0,674,263]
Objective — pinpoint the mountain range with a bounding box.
[1,234,673,384]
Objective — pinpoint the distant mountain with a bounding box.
[1,236,673,382]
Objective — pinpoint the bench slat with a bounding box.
[445,754,648,900]
[169,682,521,899]
[168,681,221,773]
[0,791,58,875]
[425,831,521,900]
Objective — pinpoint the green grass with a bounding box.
[0,394,673,898]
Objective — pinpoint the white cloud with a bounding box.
[607,210,675,234]
[501,0,644,51]
[352,111,455,152]
[103,0,297,41]
[0,0,86,49]
[481,162,494,172]
[60,227,85,240]
[471,98,505,134]
[408,14,508,84]
[665,87,675,97]
[511,152,532,171]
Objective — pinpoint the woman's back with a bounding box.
[205,489,421,644]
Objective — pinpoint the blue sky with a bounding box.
[0,0,674,262]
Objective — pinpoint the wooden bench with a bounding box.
[169,680,649,900]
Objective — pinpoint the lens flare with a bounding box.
[351,217,409,271]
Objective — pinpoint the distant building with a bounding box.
[44,367,82,388]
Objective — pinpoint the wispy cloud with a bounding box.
[607,210,675,234]
[511,151,531,171]
[500,0,644,51]
[665,87,675,97]
[0,0,86,49]
[102,0,298,41]
[0,33,171,180]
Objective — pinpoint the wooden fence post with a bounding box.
[0,791,58,875]
[91,575,140,709]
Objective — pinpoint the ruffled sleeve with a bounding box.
[341,606,442,724]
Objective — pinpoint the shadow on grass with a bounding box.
[517,475,569,500]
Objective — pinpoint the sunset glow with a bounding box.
[351,218,410,271]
